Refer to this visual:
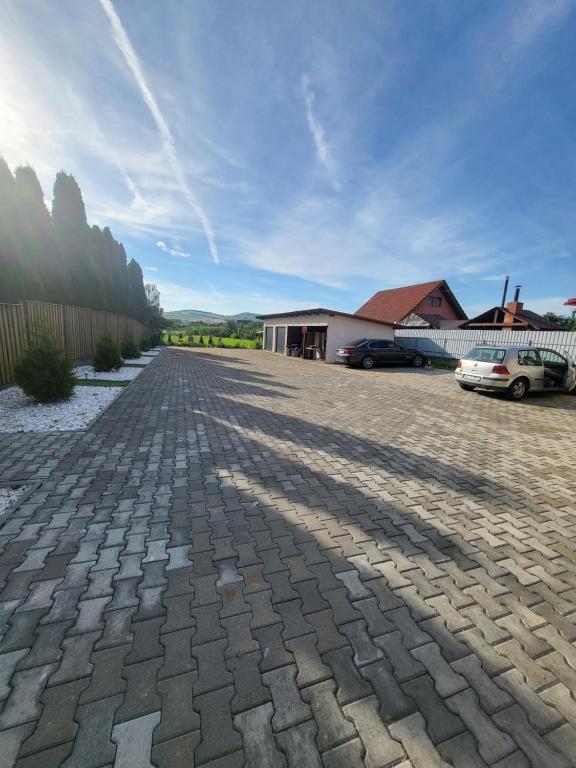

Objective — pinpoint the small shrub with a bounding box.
[93,336,122,372]
[198,336,204,346]
[208,336,213,347]
[121,338,140,359]
[15,338,75,403]
[140,338,152,352]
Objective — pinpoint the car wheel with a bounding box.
[507,377,529,401]
[412,355,424,368]
[361,355,375,370]
[459,383,475,391]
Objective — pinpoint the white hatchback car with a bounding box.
[455,345,576,400]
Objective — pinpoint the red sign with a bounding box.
[302,326,308,335]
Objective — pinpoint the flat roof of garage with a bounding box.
[257,308,395,327]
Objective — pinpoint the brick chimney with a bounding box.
[507,285,523,313]
[503,285,522,330]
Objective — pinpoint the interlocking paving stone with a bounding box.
[389,712,451,767]
[61,694,123,768]
[360,659,415,722]
[437,732,489,768]
[111,711,161,768]
[275,719,322,768]
[445,689,516,763]
[49,631,99,685]
[151,731,201,768]
[193,638,234,694]
[262,665,312,731]
[195,686,242,763]
[80,644,130,703]
[3,348,576,766]
[375,631,425,682]
[15,742,74,768]
[115,657,163,723]
[450,654,512,713]
[0,663,55,729]
[0,723,36,768]
[301,679,356,751]
[544,724,576,766]
[493,705,571,768]
[285,633,332,686]
[323,646,372,705]
[495,667,565,732]
[154,671,200,742]
[411,642,467,697]
[0,650,28,701]
[254,623,295,672]
[344,695,406,768]
[19,677,89,755]
[234,703,286,768]
[228,650,271,713]
[320,738,365,768]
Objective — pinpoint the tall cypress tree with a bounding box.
[0,159,24,303]
[97,227,128,314]
[13,166,62,303]
[1,161,154,320]
[127,258,148,322]
[89,225,114,311]
[52,172,94,308]
[116,243,132,315]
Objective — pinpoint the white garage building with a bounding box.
[258,308,395,363]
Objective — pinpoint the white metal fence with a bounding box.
[395,328,576,362]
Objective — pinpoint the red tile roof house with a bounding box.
[355,280,468,328]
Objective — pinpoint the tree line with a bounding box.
[167,319,261,340]
[0,159,151,323]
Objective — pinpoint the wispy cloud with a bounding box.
[98,0,220,263]
[156,240,191,258]
[302,74,340,192]
[144,266,158,271]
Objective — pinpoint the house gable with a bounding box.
[356,280,467,326]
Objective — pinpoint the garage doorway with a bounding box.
[286,326,327,360]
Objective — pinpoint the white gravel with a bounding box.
[0,385,122,433]
[75,365,142,381]
[123,357,152,366]
[0,485,30,516]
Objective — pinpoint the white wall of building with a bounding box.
[262,313,394,363]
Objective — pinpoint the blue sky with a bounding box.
[1,0,575,316]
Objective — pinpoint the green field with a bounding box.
[163,334,260,349]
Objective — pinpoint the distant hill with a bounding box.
[164,309,259,325]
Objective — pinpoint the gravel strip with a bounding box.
[0,386,122,433]
[0,486,30,516]
[123,356,153,365]
[75,365,142,381]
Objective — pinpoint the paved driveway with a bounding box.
[1,347,576,767]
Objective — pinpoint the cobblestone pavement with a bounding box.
[1,347,576,767]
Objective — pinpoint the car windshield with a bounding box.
[464,346,506,363]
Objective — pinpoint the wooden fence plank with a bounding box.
[0,300,148,387]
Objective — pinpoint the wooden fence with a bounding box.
[0,300,147,387]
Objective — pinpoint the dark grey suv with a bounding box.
[336,339,425,369]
